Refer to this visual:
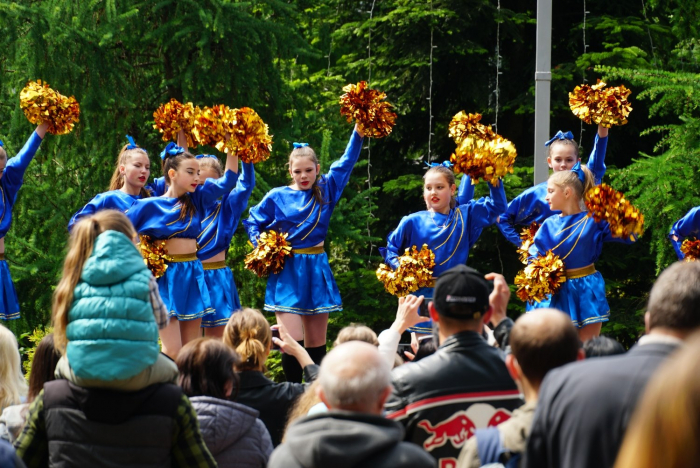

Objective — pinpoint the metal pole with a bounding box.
[534,0,552,185]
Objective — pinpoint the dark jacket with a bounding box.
[236,364,318,446]
[191,396,272,468]
[524,341,680,468]
[268,411,436,468]
[385,331,522,465]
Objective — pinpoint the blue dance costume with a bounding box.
[497,133,608,246]
[0,131,44,320]
[198,161,255,327]
[669,207,700,260]
[68,190,142,231]
[127,169,239,320]
[380,177,507,333]
[243,130,364,315]
[529,211,635,327]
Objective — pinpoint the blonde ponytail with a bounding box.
[223,308,271,372]
[549,164,595,204]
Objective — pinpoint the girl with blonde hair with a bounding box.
[0,324,27,412]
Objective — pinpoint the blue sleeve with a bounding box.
[456,174,475,205]
[224,162,255,220]
[585,134,608,185]
[498,192,528,247]
[68,196,103,232]
[191,169,238,210]
[3,131,43,203]
[243,195,274,247]
[669,207,700,260]
[466,180,507,232]
[381,217,411,269]
[601,220,638,245]
[125,199,146,232]
[325,130,364,203]
[146,177,167,196]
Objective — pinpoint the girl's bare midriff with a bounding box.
[202,250,226,263]
[164,238,198,255]
[312,241,324,248]
[0,237,5,254]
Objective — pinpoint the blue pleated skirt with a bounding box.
[0,260,20,320]
[531,270,610,328]
[159,258,214,321]
[407,286,433,335]
[201,264,241,328]
[264,251,342,315]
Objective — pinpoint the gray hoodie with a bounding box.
[190,396,272,468]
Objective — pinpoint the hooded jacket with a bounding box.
[190,396,272,468]
[267,411,436,468]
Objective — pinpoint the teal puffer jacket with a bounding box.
[66,230,159,381]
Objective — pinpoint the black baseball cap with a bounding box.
[433,265,491,319]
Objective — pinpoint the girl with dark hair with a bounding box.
[177,338,272,468]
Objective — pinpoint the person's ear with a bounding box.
[168,168,177,181]
[317,386,331,409]
[316,164,321,176]
[428,302,440,323]
[547,157,553,169]
[376,385,393,411]
[644,311,651,334]
[577,348,586,361]
[482,306,493,325]
[505,354,521,382]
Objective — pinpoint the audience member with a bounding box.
[614,333,700,468]
[223,308,317,447]
[583,335,625,358]
[177,338,273,468]
[0,324,27,414]
[377,294,426,367]
[385,265,522,466]
[270,341,436,468]
[525,261,700,468]
[333,324,379,347]
[0,438,25,468]
[457,309,583,468]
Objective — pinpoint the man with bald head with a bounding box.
[267,341,435,468]
[457,309,583,468]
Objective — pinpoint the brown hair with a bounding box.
[289,146,325,206]
[52,210,137,353]
[614,333,700,468]
[548,164,595,203]
[647,261,700,332]
[27,333,59,403]
[547,138,580,159]
[223,308,271,372]
[0,147,6,161]
[333,324,379,347]
[197,155,223,178]
[109,144,151,198]
[162,150,197,221]
[283,380,321,441]
[177,337,241,401]
[424,166,457,210]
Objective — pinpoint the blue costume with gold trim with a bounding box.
[529,211,635,327]
[380,177,507,333]
[669,207,700,260]
[0,131,44,320]
[127,169,238,320]
[68,190,141,231]
[198,161,255,327]
[243,130,363,315]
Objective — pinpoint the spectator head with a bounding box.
[333,324,379,347]
[0,323,27,411]
[27,333,60,403]
[177,337,241,400]
[507,309,583,392]
[317,341,391,415]
[583,335,625,358]
[646,261,700,338]
[223,308,271,372]
[428,265,492,333]
[614,333,700,468]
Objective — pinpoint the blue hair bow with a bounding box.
[126,135,138,150]
[195,154,217,160]
[572,161,586,183]
[160,142,185,160]
[0,140,4,148]
[544,130,574,147]
[293,142,309,149]
[424,161,454,169]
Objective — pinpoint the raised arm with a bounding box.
[468,179,508,232]
[224,161,255,219]
[192,169,239,209]
[325,125,364,203]
[456,174,475,205]
[585,125,609,185]
[669,207,700,260]
[3,123,48,200]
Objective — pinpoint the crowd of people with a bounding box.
[0,109,698,468]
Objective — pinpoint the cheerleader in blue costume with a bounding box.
[127,138,238,358]
[497,125,609,247]
[380,163,507,334]
[0,122,49,320]
[529,162,636,341]
[196,154,255,337]
[244,124,364,383]
[669,207,700,260]
[68,136,156,230]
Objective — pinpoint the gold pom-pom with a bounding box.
[19,80,80,135]
[339,81,396,139]
[153,99,197,147]
[680,238,700,262]
[221,107,273,164]
[517,222,541,265]
[515,251,566,304]
[138,235,172,279]
[192,104,237,148]
[450,134,517,184]
[376,244,435,297]
[569,79,633,128]
[244,230,293,277]
[585,184,644,240]
[448,111,495,144]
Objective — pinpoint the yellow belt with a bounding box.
[202,260,227,270]
[168,253,198,263]
[566,264,596,279]
[293,246,325,255]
